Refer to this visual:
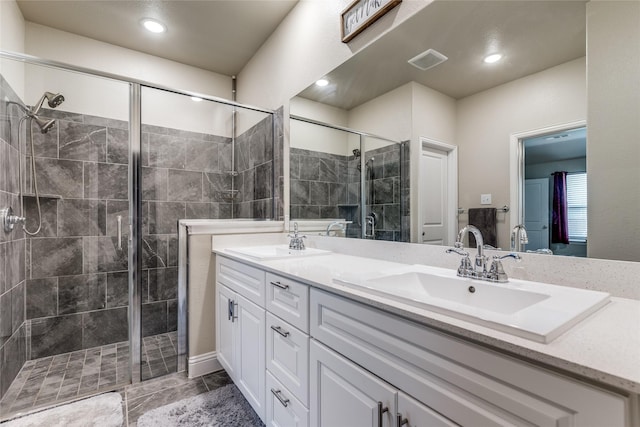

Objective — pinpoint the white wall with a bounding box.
[290,97,350,155]
[24,23,233,134]
[0,0,26,98]
[456,57,586,249]
[586,1,640,261]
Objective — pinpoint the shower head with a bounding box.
[30,91,65,115]
[32,115,56,134]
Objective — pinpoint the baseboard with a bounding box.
[187,351,223,378]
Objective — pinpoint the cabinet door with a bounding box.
[310,340,396,427]
[236,294,266,422]
[267,371,309,427]
[397,391,458,427]
[216,284,236,379]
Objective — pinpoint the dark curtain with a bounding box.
[552,171,569,244]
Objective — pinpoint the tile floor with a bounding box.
[0,332,179,421]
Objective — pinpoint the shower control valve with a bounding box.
[1,207,26,233]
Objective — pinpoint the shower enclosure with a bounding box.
[0,52,277,420]
[289,115,409,241]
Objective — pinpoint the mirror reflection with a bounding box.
[290,0,640,261]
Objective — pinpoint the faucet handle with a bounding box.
[446,247,469,257]
[493,253,522,261]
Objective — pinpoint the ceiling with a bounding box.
[298,0,587,110]
[524,127,587,164]
[16,0,298,76]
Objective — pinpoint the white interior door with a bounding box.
[524,178,550,250]
[420,147,448,245]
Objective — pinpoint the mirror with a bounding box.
[289,0,640,262]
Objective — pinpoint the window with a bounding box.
[566,173,587,242]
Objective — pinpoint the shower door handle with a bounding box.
[116,215,123,251]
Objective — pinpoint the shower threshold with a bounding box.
[0,331,178,421]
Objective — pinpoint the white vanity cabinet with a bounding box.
[216,257,267,421]
[310,288,629,427]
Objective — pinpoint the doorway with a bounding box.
[512,124,587,256]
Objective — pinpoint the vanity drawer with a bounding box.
[216,256,265,307]
[266,272,309,332]
[266,312,309,406]
[266,371,309,427]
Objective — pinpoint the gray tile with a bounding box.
[83,237,128,274]
[142,302,166,337]
[107,271,128,308]
[106,200,129,237]
[0,291,12,347]
[147,202,184,235]
[127,378,208,423]
[146,134,186,170]
[58,273,107,315]
[58,121,107,162]
[10,282,24,334]
[106,127,129,164]
[6,239,25,290]
[185,139,219,172]
[58,199,106,237]
[30,237,83,278]
[373,178,394,204]
[26,278,58,319]
[23,196,58,237]
[84,162,128,200]
[30,314,83,359]
[203,172,232,203]
[83,307,128,348]
[290,180,309,205]
[142,167,168,201]
[142,235,168,269]
[29,123,58,158]
[254,161,272,200]
[167,170,202,202]
[310,181,329,206]
[147,268,177,302]
[202,370,232,391]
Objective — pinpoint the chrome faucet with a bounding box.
[511,224,529,252]
[288,222,306,250]
[326,221,345,236]
[447,224,521,283]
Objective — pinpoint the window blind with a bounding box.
[566,173,587,241]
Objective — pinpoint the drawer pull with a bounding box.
[270,281,289,290]
[397,413,408,426]
[271,388,290,407]
[270,325,290,338]
[377,402,389,427]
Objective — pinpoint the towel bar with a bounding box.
[458,205,509,214]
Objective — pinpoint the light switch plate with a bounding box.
[481,194,492,205]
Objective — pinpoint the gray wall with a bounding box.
[0,74,27,400]
[291,141,410,242]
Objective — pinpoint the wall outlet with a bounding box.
[481,194,492,205]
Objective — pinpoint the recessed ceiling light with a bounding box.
[141,18,166,34]
[315,79,329,87]
[483,53,503,64]
[191,96,203,102]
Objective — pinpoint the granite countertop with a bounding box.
[213,248,640,395]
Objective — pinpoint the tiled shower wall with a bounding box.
[290,142,410,242]
[16,106,276,362]
[0,75,27,400]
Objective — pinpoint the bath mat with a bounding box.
[3,392,123,427]
[137,383,263,427]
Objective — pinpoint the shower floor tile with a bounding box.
[0,331,178,421]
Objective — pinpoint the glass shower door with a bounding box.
[0,57,132,418]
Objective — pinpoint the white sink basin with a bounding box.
[226,245,331,260]
[333,265,610,343]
